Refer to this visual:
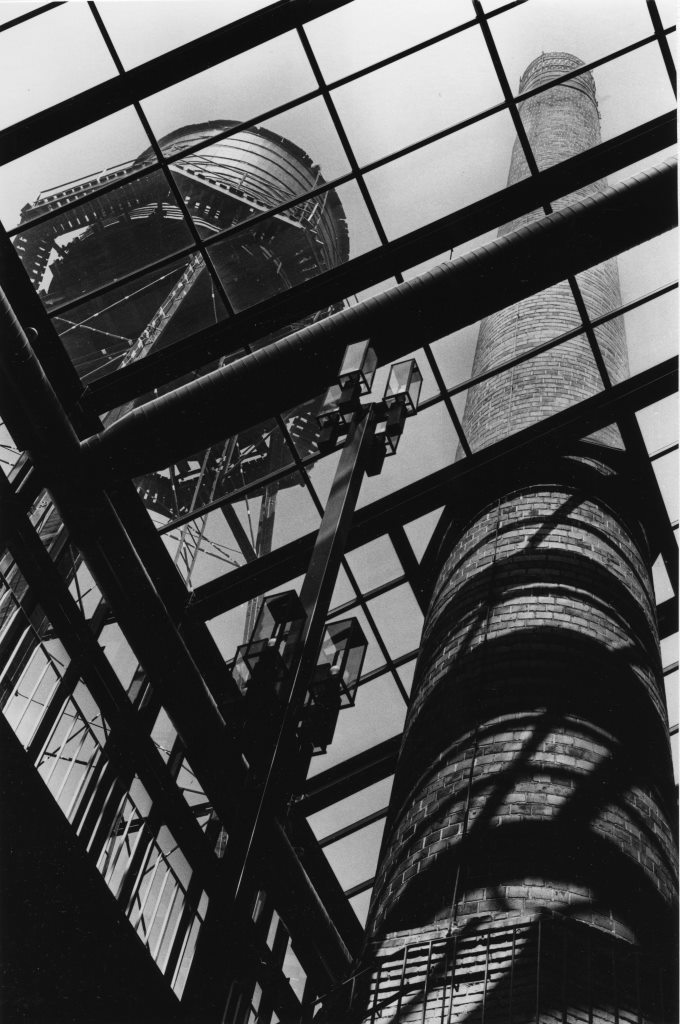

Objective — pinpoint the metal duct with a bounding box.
[81,157,677,482]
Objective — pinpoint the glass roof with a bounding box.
[0,0,675,1008]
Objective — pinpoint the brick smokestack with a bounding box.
[343,54,678,1023]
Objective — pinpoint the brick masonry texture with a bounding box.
[350,54,678,1024]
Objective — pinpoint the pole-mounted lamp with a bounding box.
[367,358,423,475]
[231,590,306,703]
[317,338,377,452]
[300,617,368,754]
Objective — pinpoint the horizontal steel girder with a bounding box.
[83,112,676,412]
[187,355,678,622]
[80,157,678,482]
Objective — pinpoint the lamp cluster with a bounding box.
[231,592,368,757]
[317,339,422,474]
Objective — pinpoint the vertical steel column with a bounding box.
[227,406,379,910]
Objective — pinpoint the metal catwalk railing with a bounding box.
[336,919,675,1024]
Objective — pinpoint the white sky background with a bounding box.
[0,0,677,919]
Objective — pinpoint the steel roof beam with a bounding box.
[187,356,678,622]
[0,0,354,166]
[83,112,676,413]
[80,157,677,481]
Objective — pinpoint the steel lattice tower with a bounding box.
[344,54,678,1024]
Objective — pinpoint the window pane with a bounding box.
[307,0,475,82]
[490,0,654,91]
[141,32,317,150]
[331,25,504,167]
[0,4,117,130]
[365,110,520,240]
[595,289,677,380]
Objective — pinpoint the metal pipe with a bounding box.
[81,157,677,482]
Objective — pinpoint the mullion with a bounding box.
[318,806,389,849]
[0,2,64,33]
[296,24,393,257]
[422,344,472,457]
[297,435,410,705]
[340,557,410,706]
[320,2,525,95]
[646,0,677,97]
[650,442,678,463]
[330,575,409,620]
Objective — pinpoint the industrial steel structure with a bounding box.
[0,3,676,1024]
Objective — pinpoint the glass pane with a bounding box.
[606,230,678,312]
[53,253,227,383]
[345,537,403,594]
[596,289,677,379]
[211,179,378,312]
[366,585,424,660]
[0,108,154,233]
[652,554,673,603]
[323,818,385,891]
[349,889,372,926]
[0,4,118,130]
[328,570,357,616]
[655,0,676,27]
[96,0,278,69]
[430,323,480,392]
[308,777,393,841]
[490,0,654,91]
[170,98,351,241]
[365,110,521,240]
[636,395,678,454]
[307,0,475,82]
[0,3,53,27]
[100,623,139,694]
[141,32,317,151]
[403,508,444,561]
[14,169,195,312]
[331,25,504,167]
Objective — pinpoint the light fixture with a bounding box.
[366,358,423,475]
[300,617,368,754]
[316,339,377,452]
[231,590,305,702]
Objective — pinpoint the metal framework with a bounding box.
[0,2,676,1022]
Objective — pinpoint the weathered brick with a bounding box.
[350,52,677,1024]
